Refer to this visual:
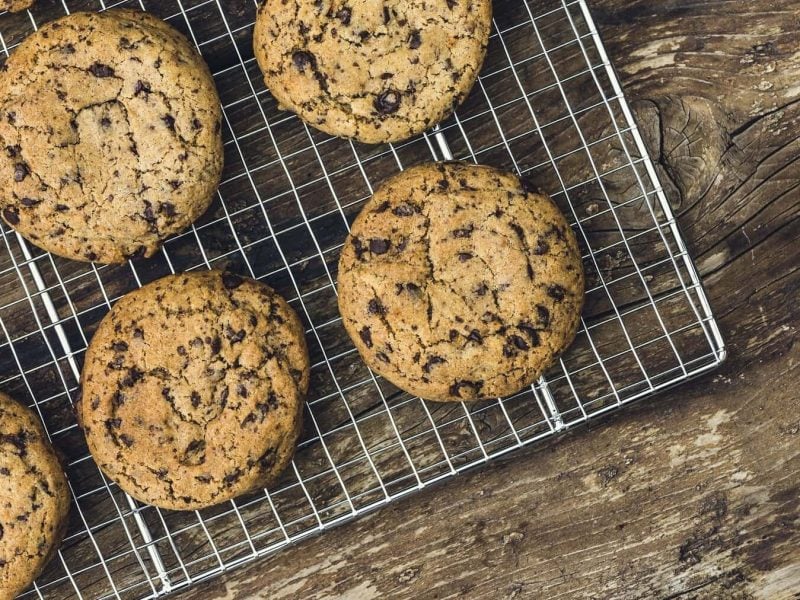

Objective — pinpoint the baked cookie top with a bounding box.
[1,0,34,13]
[0,9,223,264]
[79,271,310,510]
[253,0,492,144]
[338,162,585,402]
[0,392,70,599]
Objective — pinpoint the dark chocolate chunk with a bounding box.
[292,50,315,72]
[536,305,550,328]
[367,298,386,316]
[409,30,422,49]
[423,355,446,372]
[466,329,483,344]
[2,207,19,225]
[452,225,474,238]
[369,238,391,254]
[517,323,541,347]
[358,326,373,348]
[547,284,566,302]
[374,90,401,114]
[89,62,115,78]
[13,163,29,182]
[392,203,415,217]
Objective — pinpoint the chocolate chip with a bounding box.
[452,225,474,238]
[0,433,28,456]
[369,238,391,254]
[449,329,459,341]
[168,180,182,190]
[100,116,112,128]
[358,30,371,42]
[220,386,230,408]
[13,163,29,182]
[534,238,549,255]
[89,62,115,78]
[133,328,144,339]
[376,352,390,363]
[5,145,19,158]
[475,283,489,297]
[86,251,98,262]
[192,118,203,130]
[111,390,125,407]
[537,305,550,327]
[458,252,473,262]
[374,200,391,213]
[121,367,143,387]
[408,30,422,49]
[190,391,201,408]
[374,90,401,114]
[119,434,134,447]
[221,272,244,290]
[336,6,351,24]
[510,222,526,242]
[158,202,177,218]
[143,202,156,224]
[423,355,446,372]
[508,335,530,351]
[210,336,222,355]
[352,237,367,260]
[446,0,458,8]
[438,179,450,190]
[367,298,386,316]
[380,72,394,79]
[383,6,391,23]
[358,326,373,348]
[467,329,483,344]
[2,207,19,225]
[548,284,566,301]
[105,418,122,430]
[392,203,415,217]
[134,80,151,96]
[517,323,541,347]
[225,326,246,344]
[237,384,249,398]
[177,345,187,356]
[162,115,176,131]
[224,470,242,485]
[449,380,484,399]
[55,204,69,212]
[112,341,128,352]
[292,50,315,72]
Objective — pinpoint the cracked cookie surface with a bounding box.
[0,9,223,264]
[253,0,492,144]
[79,271,309,510]
[338,162,585,402]
[1,0,34,12]
[0,392,70,599]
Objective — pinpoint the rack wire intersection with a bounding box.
[0,0,725,598]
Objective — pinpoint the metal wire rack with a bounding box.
[0,0,726,597]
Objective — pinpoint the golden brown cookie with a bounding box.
[338,162,585,402]
[79,271,309,511]
[253,0,492,144]
[0,9,223,264]
[0,0,33,12]
[0,392,70,599]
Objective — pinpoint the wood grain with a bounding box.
[173,0,800,598]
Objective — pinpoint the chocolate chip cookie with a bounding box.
[79,271,309,510]
[1,0,33,12]
[0,391,70,599]
[0,9,223,264]
[338,162,585,402]
[253,0,492,144]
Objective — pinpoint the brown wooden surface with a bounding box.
[172,0,800,598]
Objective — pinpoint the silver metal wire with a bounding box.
[0,0,725,598]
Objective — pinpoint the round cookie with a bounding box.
[0,392,71,599]
[0,9,223,264]
[338,162,585,402]
[1,0,34,13]
[253,0,492,144]
[79,271,309,511]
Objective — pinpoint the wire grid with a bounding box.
[0,0,726,597]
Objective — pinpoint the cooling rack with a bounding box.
[0,0,726,597]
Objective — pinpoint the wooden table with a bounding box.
[175,0,800,598]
